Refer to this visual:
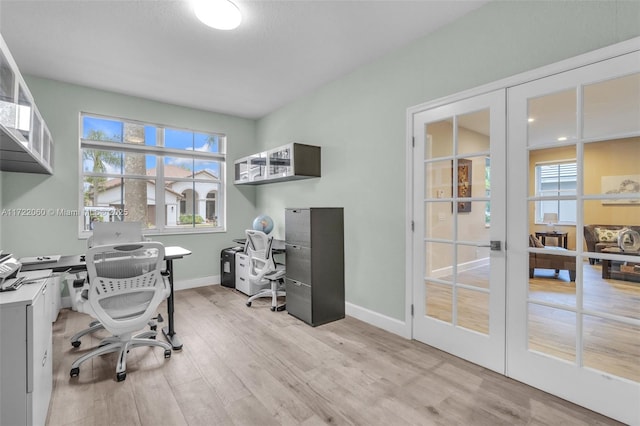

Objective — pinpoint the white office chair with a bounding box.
[69,242,172,382]
[244,230,286,311]
[70,228,161,348]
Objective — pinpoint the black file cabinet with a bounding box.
[285,208,344,326]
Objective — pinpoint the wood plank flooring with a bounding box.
[47,285,622,426]
[425,260,640,382]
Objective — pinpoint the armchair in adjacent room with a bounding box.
[529,234,576,281]
[244,229,286,311]
[69,242,172,382]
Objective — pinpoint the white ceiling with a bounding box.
[0,0,488,119]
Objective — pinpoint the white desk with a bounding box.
[20,246,191,350]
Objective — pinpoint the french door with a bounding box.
[411,47,639,425]
[506,51,640,425]
[412,90,507,373]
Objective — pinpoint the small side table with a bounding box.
[535,231,568,249]
[600,247,640,281]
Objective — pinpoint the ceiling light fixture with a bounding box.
[193,0,242,30]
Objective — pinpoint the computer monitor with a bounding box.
[91,221,143,246]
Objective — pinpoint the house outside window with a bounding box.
[206,191,218,225]
[535,161,577,224]
[80,113,225,235]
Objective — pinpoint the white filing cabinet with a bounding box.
[0,271,53,426]
[235,252,269,296]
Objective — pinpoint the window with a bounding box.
[534,161,576,224]
[80,113,225,235]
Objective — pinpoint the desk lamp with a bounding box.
[543,213,558,233]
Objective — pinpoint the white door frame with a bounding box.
[405,36,640,422]
[406,38,640,338]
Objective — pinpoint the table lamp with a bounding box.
[543,213,558,233]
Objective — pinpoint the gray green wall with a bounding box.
[0,78,258,283]
[254,1,640,321]
[1,0,638,321]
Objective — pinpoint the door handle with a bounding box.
[477,241,502,251]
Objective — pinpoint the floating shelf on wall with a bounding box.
[0,35,53,174]
[234,143,320,185]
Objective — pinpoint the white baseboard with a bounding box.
[346,302,411,339]
[431,257,490,279]
[59,277,219,311]
[173,275,219,291]
[61,295,72,309]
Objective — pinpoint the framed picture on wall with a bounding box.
[601,175,640,205]
[454,158,472,213]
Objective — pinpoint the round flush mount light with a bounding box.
[193,0,242,30]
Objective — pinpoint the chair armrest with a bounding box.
[73,278,87,289]
[583,226,599,252]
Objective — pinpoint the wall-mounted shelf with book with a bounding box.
[234,143,320,185]
[0,35,54,175]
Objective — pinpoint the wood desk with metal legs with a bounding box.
[21,246,192,350]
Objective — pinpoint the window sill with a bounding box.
[78,227,227,240]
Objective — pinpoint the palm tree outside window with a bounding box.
[80,113,225,235]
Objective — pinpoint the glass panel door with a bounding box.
[412,90,506,373]
[506,51,640,425]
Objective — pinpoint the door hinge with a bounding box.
[411,304,414,316]
[411,221,414,231]
[412,137,415,147]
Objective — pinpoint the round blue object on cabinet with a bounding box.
[252,215,274,234]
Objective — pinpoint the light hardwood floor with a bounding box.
[425,260,640,382]
[47,285,622,426]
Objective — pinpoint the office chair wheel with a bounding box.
[246,301,252,307]
[276,304,286,312]
[116,372,126,382]
[70,367,79,377]
[150,325,157,331]
[164,349,172,359]
[71,340,81,348]
[270,306,276,311]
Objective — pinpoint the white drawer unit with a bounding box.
[235,252,269,296]
[0,271,53,426]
